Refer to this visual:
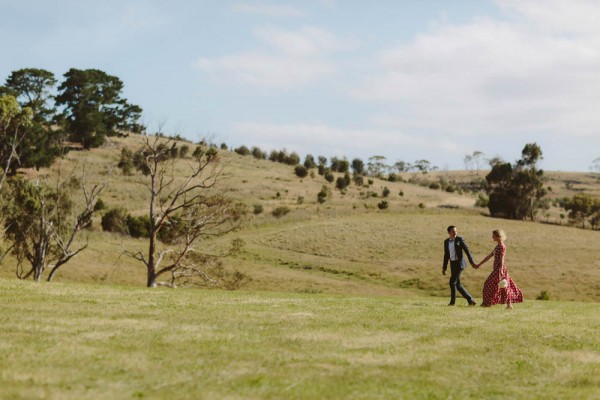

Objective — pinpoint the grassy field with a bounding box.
[1,279,599,399]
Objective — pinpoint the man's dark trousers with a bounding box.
[449,260,474,305]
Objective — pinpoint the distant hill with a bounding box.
[1,135,599,302]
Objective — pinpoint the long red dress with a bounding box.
[481,243,523,306]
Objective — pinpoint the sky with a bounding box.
[2,0,600,172]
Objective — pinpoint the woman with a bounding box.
[475,229,523,309]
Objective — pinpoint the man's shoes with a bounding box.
[448,303,455,306]
[468,301,477,306]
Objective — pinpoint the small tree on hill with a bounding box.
[2,170,106,281]
[486,143,546,220]
[124,135,248,288]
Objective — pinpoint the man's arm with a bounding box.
[461,238,475,265]
[442,240,449,274]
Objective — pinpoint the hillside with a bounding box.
[1,135,599,302]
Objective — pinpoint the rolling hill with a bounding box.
[1,135,599,302]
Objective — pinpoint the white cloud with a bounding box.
[353,1,600,140]
[194,25,357,89]
[253,25,359,57]
[231,2,305,17]
[230,121,459,160]
[194,52,333,89]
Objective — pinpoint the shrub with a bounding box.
[336,176,348,190]
[101,208,129,234]
[382,187,391,197]
[272,206,291,218]
[353,175,364,186]
[429,182,440,190]
[234,145,250,156]
[377,200,389,210]
[126,214,151,238]
[94,198,106,211]
[179,145,190,158]
[317,186,328,204]
[296,196,304,205]
[418,203,425,209]
[399,190,404,197]
[445,185,456,193]
[536,290,550,301]
[294,164,308,178]
[475,193,489,208]
[324,171,334,183]
[253,204,264,215]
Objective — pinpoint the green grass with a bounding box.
[1,279,599,399]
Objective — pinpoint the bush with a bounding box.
[94,198,106,211]
[272,206,291,218]
[317,186,328,204]
[253,204,264,215]
[536,291,550,301]
[382,187,391,197]
[336,177,348,190]
[179,145,190,158]
[234,145,251,156]
[429,182,440,190]
[101,208,129,234]
[126,215,151,238]
[294,164,308,178]
[475,193,489,208]
[353,175,364,186]
[324,172,334,183]
[377,200,389,210]
[445,185,456,193]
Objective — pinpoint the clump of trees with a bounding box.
[0,67,144,176]
[486,143,547,220]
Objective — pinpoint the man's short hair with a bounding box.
[447,225,455,232]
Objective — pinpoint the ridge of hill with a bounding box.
[1,135,599,302]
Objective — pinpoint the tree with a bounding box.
[471,151,485,174]
[351,158,364,175]
[563,193,596,228]
[486,143,546,220]
[463,154,473,172]
[0,95,33,191]
[591,157,600,174]
[412,159,434,175]
[2,69,64,171]
[367,155,387,176]
[2,171,106,281]
[125,135,248,288]
[55,68,143,148]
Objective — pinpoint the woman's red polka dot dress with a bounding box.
[481,243,523,307]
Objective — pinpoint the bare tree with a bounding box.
[125,134,248,288]
[591,157,600,174]
[2,167,106,281]
[472,151,485,175]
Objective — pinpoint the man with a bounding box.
[443,225,477,306]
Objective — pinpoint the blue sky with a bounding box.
[2,0,599,172]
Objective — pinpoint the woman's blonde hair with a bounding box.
[493,229,507,241]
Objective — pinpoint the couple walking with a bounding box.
[442,225,523,309]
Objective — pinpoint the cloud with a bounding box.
[231,2,306,17]
[194,25,357,89]
[230,121,459,160]
[194,52,333,89]
[352,1,600,140]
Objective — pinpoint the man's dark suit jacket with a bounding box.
[443,236,475,271]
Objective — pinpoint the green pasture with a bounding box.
[1,279,599,399]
